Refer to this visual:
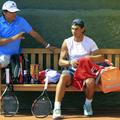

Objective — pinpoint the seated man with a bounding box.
[53,18,104,119]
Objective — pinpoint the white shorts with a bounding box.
[0,55,10,68]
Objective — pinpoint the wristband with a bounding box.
[46,43,50,48]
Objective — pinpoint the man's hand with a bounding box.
[70,59,79,68]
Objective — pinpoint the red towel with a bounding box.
[73,57,103,90]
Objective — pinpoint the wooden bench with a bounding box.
[1,48,120,112]
[1,48,120,93]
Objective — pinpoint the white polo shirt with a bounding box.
[65,35,98,61]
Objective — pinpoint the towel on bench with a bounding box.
[73,57,103,90]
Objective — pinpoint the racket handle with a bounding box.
[5,68,10,84]
[44,76,49,90]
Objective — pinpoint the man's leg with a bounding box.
[53,73,71,119]
[83,78,95,116]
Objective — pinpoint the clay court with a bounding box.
[0,114,120,120]
[0,110,120,120]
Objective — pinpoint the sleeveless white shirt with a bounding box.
[65,35,98,61]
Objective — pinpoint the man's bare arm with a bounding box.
[29,30,57,52]
[59,40,70,67]
[86,49,105,62]
[0,32,24,45]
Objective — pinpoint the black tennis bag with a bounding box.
[10,54,20,83]
[10,54,30,83]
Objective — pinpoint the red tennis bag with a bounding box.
[100,66,120,93]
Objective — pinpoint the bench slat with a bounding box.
[31,53,35,64]
[115,55,120,68]
[1,84,103,92]
[38,53,43,70]
[54,54,59,70]
[107,54,112,62]
[46,53,51,68]
[99,49,120,54]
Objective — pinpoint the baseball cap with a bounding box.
[72,18,84,28]
[2,1,20,12]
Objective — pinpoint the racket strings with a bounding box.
[32,97,52,117]
[2,95,19,115]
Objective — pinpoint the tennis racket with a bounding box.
[1,68,19,116]
[19,55,23,84]
[31,76,52,118]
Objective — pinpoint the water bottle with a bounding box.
[23,70,28,84]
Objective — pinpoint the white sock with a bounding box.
[85,98,92,105]
[54,101,61,110]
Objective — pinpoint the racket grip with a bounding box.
[44,76,49,90]
[5,68,10,84]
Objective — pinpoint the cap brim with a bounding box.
[9,8,20,12]
[6,8,20,12]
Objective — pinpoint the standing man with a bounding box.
[0,0,56,68]
[53,18,104,119]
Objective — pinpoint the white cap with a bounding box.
[2,1,20,12]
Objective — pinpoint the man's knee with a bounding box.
[0,55,10,68]
[85,78,95,87]
[58,73,71,86]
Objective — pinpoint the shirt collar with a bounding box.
[1,15,17,23]
[0,16,6,23]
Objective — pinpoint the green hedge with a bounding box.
[0,0,120,48]
[18,9,120,48]
[1,0,120,10]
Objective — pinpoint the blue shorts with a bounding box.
[61,68,75,87]
[62,68,75,79]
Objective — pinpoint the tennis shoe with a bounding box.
[83,103,93,116]
[52,109,61,119]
